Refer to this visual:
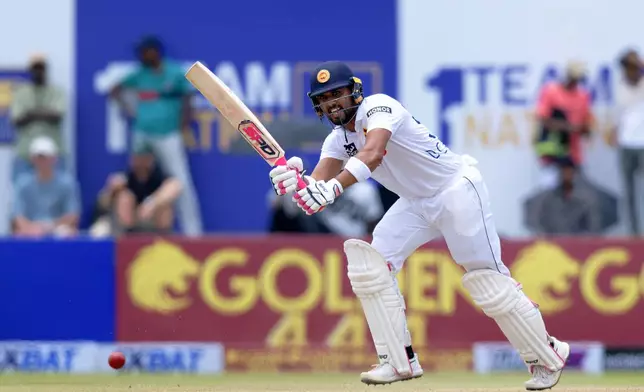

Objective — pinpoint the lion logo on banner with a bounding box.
[511,241,580,315]
[127,240,201,314]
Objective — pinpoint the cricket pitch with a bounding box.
[1,372,644,392]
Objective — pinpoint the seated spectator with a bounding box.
[266,179,384,237]
[526,158,601,235]
[11,136,79,237]
[533,61,593,189]
[91,145,182,236]
[266,189,318,233]
[316,180,384,238]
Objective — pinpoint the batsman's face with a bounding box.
[317,87,355,125]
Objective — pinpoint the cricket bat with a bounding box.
[185,61,306,189]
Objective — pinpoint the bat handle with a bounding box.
[275,156,308,190]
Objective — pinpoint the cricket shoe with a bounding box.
[360,354,423,385]
[524,336,570,391]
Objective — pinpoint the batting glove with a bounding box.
[269,156,311,195]
[293,178,344,215]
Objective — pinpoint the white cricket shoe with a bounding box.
[524,336,570,391]
[360,354,423,385]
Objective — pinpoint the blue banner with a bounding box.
[0,239,115,341]
[75,0,397,232]
[0,69,29,145]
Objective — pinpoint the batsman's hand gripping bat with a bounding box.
[185,61,307,190]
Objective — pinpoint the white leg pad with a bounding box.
[344,239,412,377]
[462,269,566,372]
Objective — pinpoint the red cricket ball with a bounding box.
[108,351,126,370]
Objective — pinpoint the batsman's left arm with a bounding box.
[335,128,391,190]
[292,129,390,215]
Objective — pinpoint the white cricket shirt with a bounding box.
[319,93,463,199]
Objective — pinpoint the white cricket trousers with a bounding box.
[133,132,203,236]
[371,162,510,276]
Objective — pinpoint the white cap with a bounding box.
[29,136,58,157]
[565,60,586,79]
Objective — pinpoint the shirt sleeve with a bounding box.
[535,84,553,119]
[11,179,27,218]
[10,86,29,122]
[320,132,347,161]
[581,91,592,126]
[49,87,66,115]
[120,69,140,89]
[363,94,405,135]
[63,177,81,216]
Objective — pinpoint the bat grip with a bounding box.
[275,156,308,190]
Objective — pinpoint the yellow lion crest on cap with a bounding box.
[317,69,330,83]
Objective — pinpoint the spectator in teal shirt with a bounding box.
[110,36,203,236]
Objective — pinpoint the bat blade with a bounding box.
[185,61,286,166]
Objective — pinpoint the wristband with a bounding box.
[344,157,372,182]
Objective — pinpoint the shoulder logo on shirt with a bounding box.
[344,142,358,157]
[366,106,392,117]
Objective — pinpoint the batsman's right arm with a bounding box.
[310,157,344,182]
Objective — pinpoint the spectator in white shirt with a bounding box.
[611,49,644,236]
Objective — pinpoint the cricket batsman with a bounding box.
[269,61,569,390]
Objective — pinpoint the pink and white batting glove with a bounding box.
[293,178,344,215]
[269,156,312,196]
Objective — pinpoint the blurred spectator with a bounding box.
[316,180,384,238]
[110,35,203,236]
[526,158,601,235]
[10,54,66,181]
[266,178,384,237]
[534,61,592,189]
[90,144,182,236]
[264,155,386,236]
[11,136,79,237]
[610,49,644,236]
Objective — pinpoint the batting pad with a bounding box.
[462,269,565,371]
[344,239,411,376]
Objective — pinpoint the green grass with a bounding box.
[0,372,643,391]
